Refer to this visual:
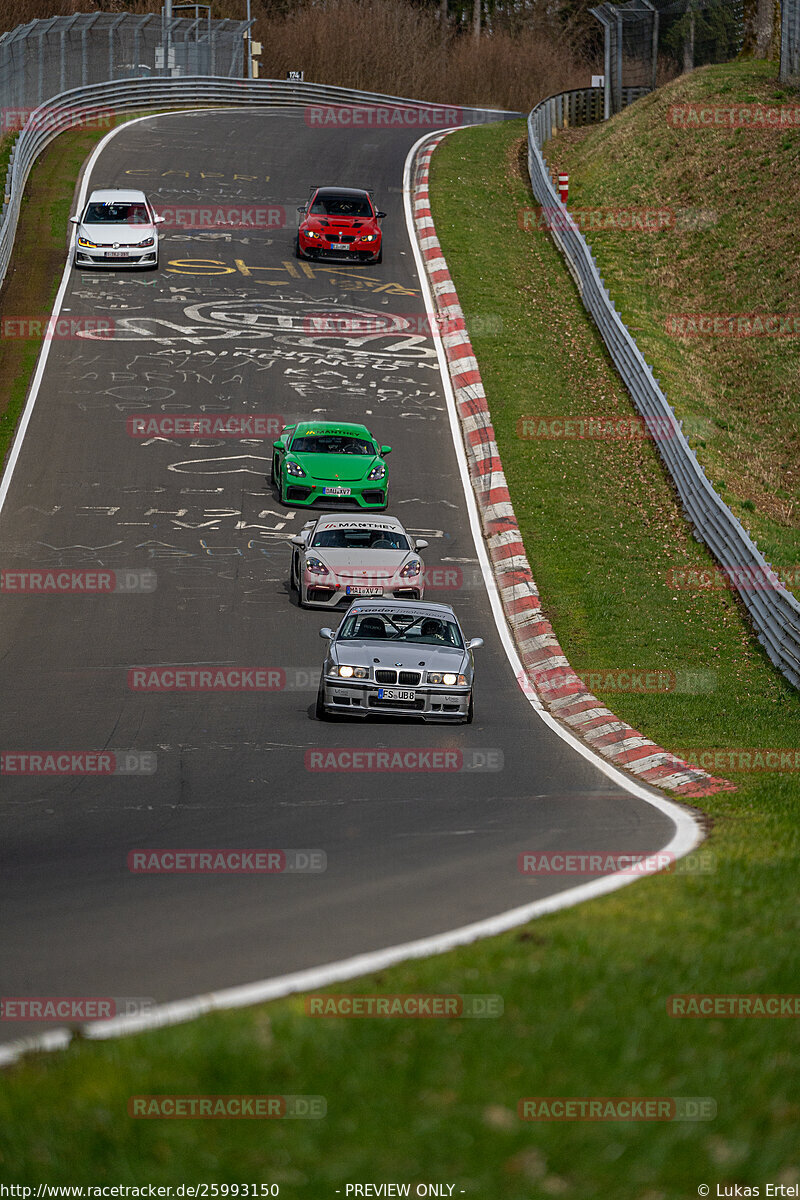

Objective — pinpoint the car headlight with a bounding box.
[304,229,321,239]
[77,236,98,248]
[427,672,467,686]
[359,233,378,242]
[305,557,329,576]
[285,460,306,477]
[400,559,421,578]
[135,236,155,248]
[367,463,386,480]
[332,665,369,679]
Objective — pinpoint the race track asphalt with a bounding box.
[0,110,677,1043]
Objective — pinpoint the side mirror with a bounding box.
[69,216,80,225]
[414,539,428,550]
[153,214,166,224]
[319,627,334,640]
[376,211,387,219]
[297,206,306,214]
[290,535,305,546]
[467,638,484,651]
[380,445,392,455]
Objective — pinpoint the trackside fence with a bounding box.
[0,76,518,290]
[527,87,800,691]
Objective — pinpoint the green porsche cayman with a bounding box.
[271,421,391,509]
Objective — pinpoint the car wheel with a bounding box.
[375,247,382,264]
[269,454,279,486]
[315,681,330,720]
[292,554,305,606]
[295,235,304,260]
[464,693,474,725]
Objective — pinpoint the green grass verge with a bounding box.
[545,60,800,596]
[1,98,799,1196]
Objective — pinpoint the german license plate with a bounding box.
[323,486,351,496]
[106,251,128,258]
[378,688,416,701]
[346,586,382,596]
[330,242,349,250]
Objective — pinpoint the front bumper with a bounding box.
[282,481,388,509]
[319,677,470,720]
[75,246,157,268]
[298,236,380,262]
[301,576,423,608]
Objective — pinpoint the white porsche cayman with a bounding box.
[289,514,428,608]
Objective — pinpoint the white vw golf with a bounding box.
[71,188,163,269]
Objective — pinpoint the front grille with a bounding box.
[326,233,355,243]
[308,587,334,602]
[286,486,312,501]
[362,491,385,505]
[374,670,422,686]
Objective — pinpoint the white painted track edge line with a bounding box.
[0,117,704,1070]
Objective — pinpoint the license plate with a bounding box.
[106,251,129,258]
[346,586,382,596]
[378,688,416,701]
[330,242,350,250]
[323,486,352,496]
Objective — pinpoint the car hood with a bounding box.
[78,222,155,243]
[331,640,468,672]
[293,453,380,483]
[312,549,409,573]
[304,216,377,234]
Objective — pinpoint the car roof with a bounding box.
[346,598,457,619]
[312,514,405,531]
[312,186,372,198]
[291,421,373,438]
[87,189,149,204]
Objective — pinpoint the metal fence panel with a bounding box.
[528,89,800,689]
[0,14,249,114]
[781,0,800,80]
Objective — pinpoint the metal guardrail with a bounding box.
[527,87,800,690]
[0,76,518,290]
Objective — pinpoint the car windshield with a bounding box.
[290,435,375,456]
[84,202,150,224]
[311,528,409,550]
[338,611,463,648]
[309,193,373,217]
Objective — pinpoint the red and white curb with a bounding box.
[412,134,733,799]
